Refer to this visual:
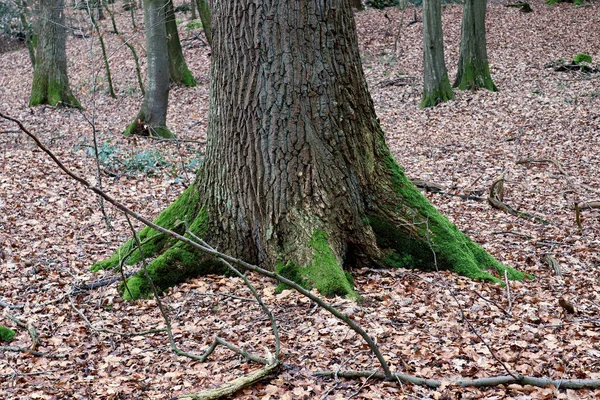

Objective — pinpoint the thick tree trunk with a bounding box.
[454,0,497,91]
[97,0,526,300]
[420,0,453,108]
[29,0,80,107]
[124,0,174,138]
[165,0,197,87]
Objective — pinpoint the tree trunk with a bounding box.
[165,0,197,86]
[350,0,364,9]
[454,0,497,91]
[97,0,526,300]
[29,0,80,107]
[196,0,211,46]
[190,0,197,20]
[420,0,453,108]
[123,0,174,138]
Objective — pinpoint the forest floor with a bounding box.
[1,1,600,399]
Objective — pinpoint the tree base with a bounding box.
[123,117,175,138]
[419,81,454,108]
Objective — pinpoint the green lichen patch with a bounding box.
[92,185,201,272]
[377,144,529,283]
[276,230,357,299]
[0,325,16,342]
[573,53,592,64]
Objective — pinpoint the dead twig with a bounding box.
[5,314,39,350]
[541,253,562,276]
[487,176,550,225]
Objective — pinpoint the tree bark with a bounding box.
[166,0,197,86]
[420,0,453,108]
[124,0,174,138]
[29,0,80,107]
[98,0,526,300]
[454,0,497,91]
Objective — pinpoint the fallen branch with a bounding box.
[314,370,600,389]
[573,201,600,210]
[0,346,66,358]
[541,253,562,276]
[6,314,39,350]
[487,177,550,225]
[176,361,280,400]
[410,177,484,202]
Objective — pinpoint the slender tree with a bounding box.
[30,0,80,107]
[165,0,197,86]
[123,0,174,137]
[420,0,453,108]
[454,0,497,91]
[96,0,525,300]
[196,0,211,46]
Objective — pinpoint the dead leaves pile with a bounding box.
[1,0,600,398]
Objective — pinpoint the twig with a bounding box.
[0,301,24,310]
[490,231,533,239]
[487,177,550,225]
[541,253,562,276]
[314,370,600,389]
[504,270,513,314]
[5,314,39,350]
[0,346,66,358]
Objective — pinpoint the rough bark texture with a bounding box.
[124,0,174,138]
[97,0,526,300]
[166,0,197,87]
[29,0,80,107]
[454,0,497,91]
[420,0,453,108]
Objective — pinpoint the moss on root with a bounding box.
[276,230,357,299]
[92,185,201,272]
[377,145,529,283]
[454,61,497,92]
[419,78,454,108]
[118,207,223,300]
[123,116,175,138]
[29,78,81,108]
[0,325,15,342]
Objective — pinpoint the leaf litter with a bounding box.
[1,0,600,398]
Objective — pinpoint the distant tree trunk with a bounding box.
[29,0,80,107]
[190,0,197,20]
[96,0,526,301]
[454,0,496,91]
[197,0,211,46]
[165,0,197,86]
[420,0,453,108]
[123,0,174,137]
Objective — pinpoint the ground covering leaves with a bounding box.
[1,1,600,398]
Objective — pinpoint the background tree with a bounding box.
[196,0,211,46]
[454,0,497,91]
[123,0,174,137]
[166,0,196,86]
[420,0,453,107]
[96,0,525,300]
[29,0,80,107]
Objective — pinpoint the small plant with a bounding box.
[186,19,203,30]
[573,53,592,64]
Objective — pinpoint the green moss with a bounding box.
[176,69,197,87]
[123,115,175,138]
[0,325,15,342]
[119,207,221,300]
[419,78,454,108]
[92,185,201,271]
[276,230,357,299]
[377,144,529,283]
[573,53,592,64]
[454,61,497,92]
[29,78,81,108]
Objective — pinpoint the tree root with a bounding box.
[487,176,550,225]
[315,370,600,389]
[176,361,280,400]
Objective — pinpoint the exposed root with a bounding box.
[487,176,550,225]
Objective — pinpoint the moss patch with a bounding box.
[454,61,497,92]
[123,117,175,138]
[119,207,224,300]
[420,78,454,108]
[0,325,15,342]
[276,230,357,299]
[377,144,529,283]
[92,184,201,272]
